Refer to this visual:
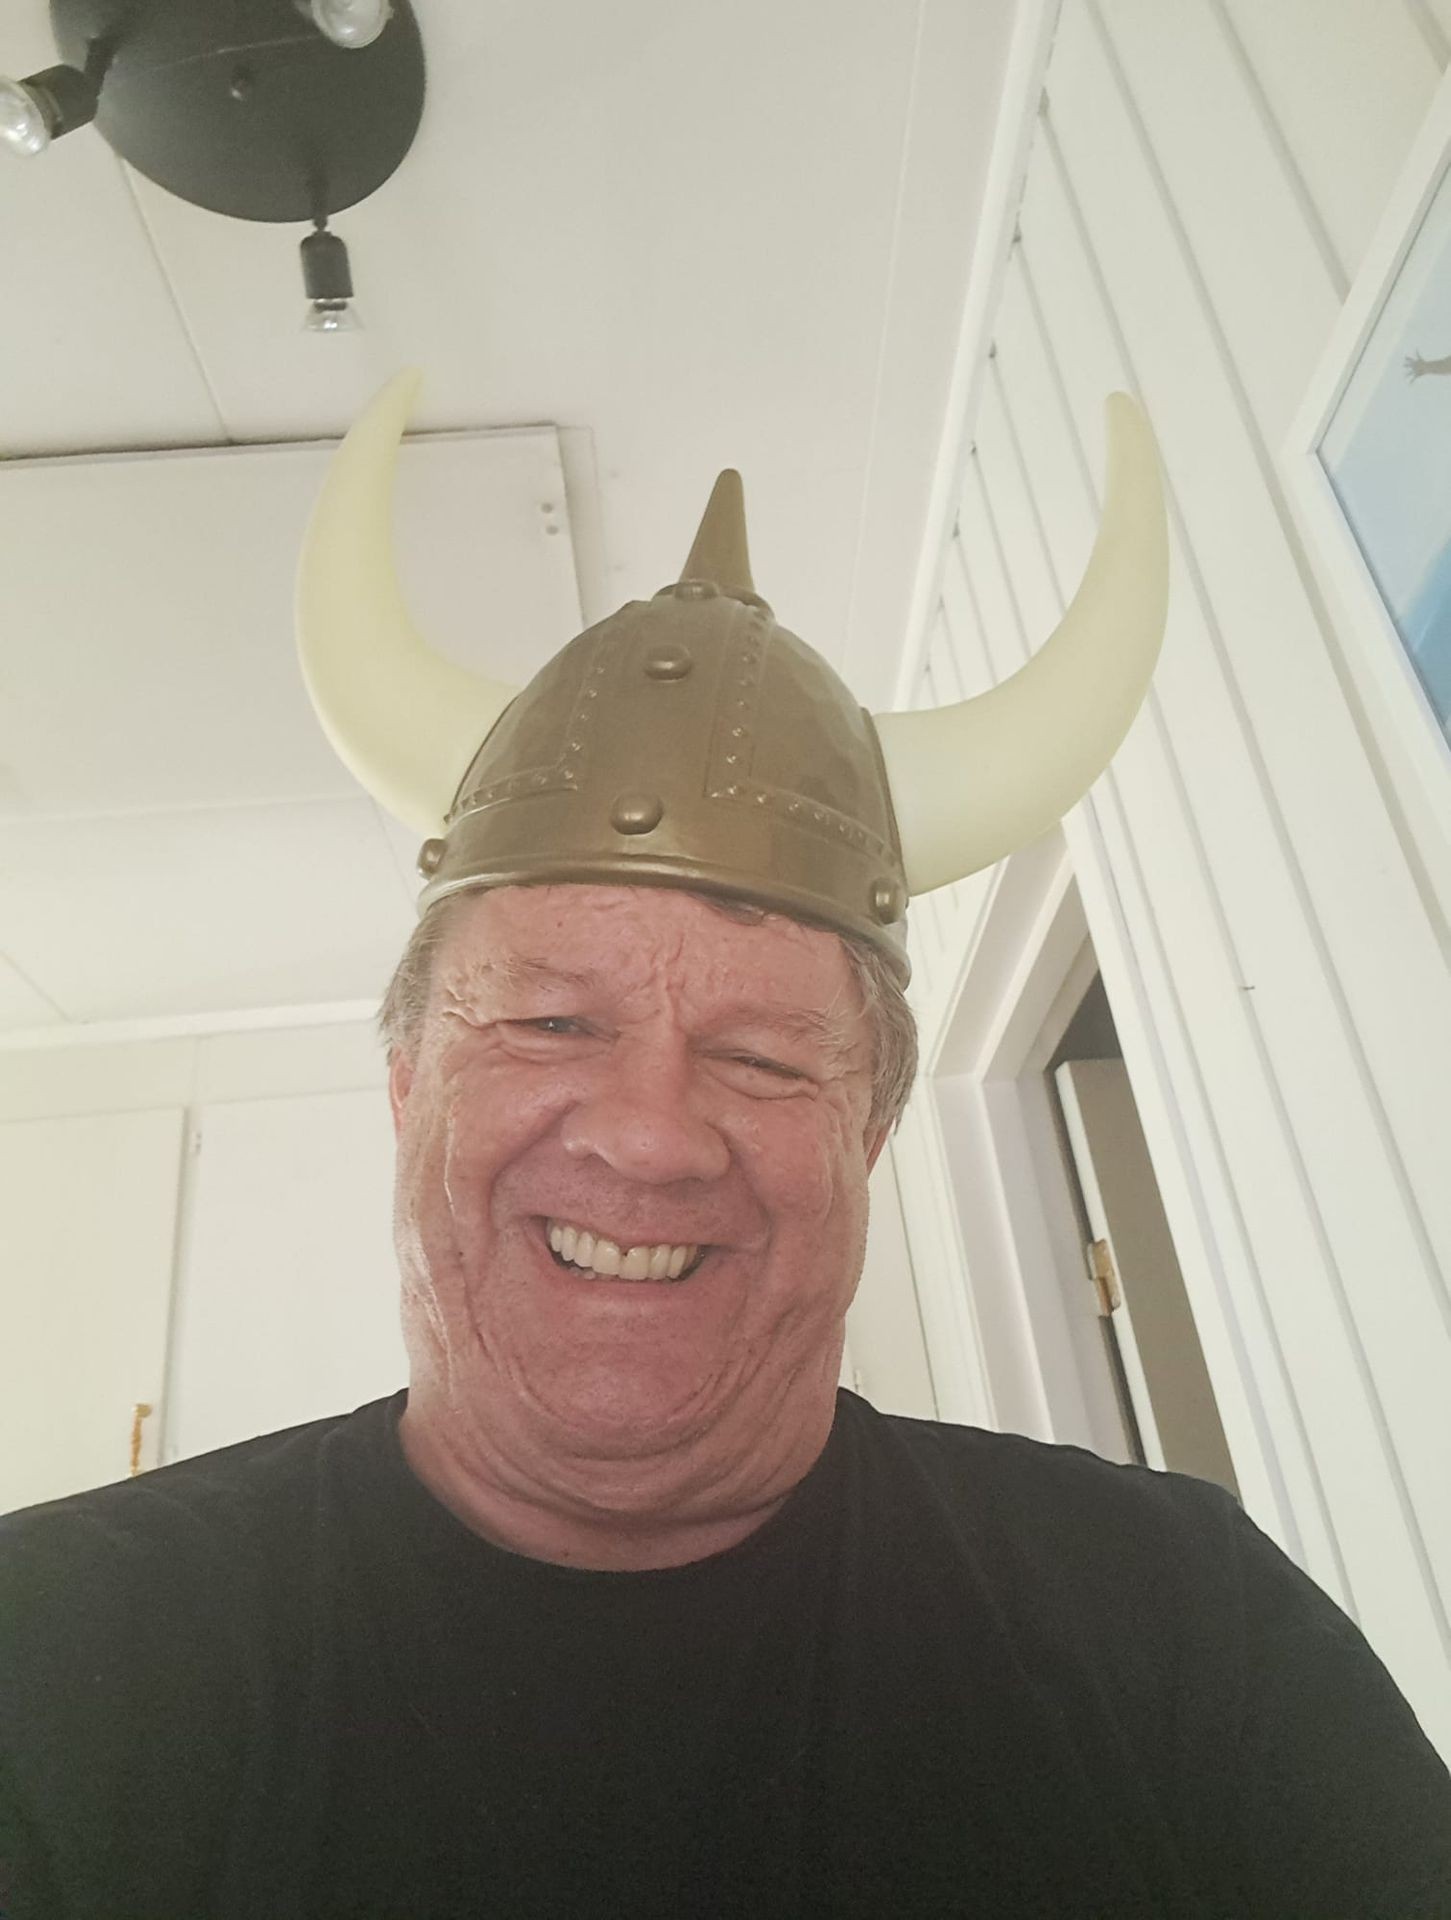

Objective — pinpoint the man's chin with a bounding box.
[517,1360,723,1459]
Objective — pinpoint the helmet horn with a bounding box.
[873,392,1168,894]
[295,369,519,836]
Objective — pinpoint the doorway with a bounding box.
[1046,976,1238,1495]
[921,835,1238,1495]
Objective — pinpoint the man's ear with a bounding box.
[388,1048,416,1137]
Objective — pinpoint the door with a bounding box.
[1,1108,181,1511]
[1055,1059,1239,1497]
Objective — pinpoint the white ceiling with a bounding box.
[0,0,1020,1035]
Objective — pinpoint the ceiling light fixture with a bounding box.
[0,48,108,158]
[7,1,423,330]
[302,219,362,332]
[306,0,395,51]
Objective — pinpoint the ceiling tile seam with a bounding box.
[838,0,931,689]
[0,948,75,1023]
[1,793,383,827]
[367,799,424,913]
[0,999,386,1053]
[115,154,231,444]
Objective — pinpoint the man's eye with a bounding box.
[734,1054,804,1080]
[508,1017,586,1036]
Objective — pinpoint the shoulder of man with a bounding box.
[0,1396,393,1918]
[844,1393,1451,1916]
[841,1388,1248,1593]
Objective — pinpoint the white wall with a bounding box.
[891,0,1451,1757]
[0,1018,400,1510]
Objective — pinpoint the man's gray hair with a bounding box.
[378,888,918,1137]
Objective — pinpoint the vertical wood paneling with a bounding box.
[1005,168,1420,1635]
[939,540,996,698]
[1054,3,1451,1295]
[943,264,1307,1543]
[1221,0,1439,280]
[974,371,1063,654]
[1098,0,1345,449]
[1034,1,1451,1706]
[997,182,1365,1612]
[897,0,1451,1736]
[957,457,1023,685]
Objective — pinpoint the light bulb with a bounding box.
[303,298,363,333]
[309,0,392,49]
[0,78,55,156]
[299,226,361,333]
[0,64,100,155]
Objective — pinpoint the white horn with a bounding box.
[874,392,1168,894]
[295,369,519,836]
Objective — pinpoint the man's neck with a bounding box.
[395,1392,835,1573]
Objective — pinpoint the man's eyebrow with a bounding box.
[706,1001,859,1060]
[447,965,857,1050]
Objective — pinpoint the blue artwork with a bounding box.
[1320,161,1451,744]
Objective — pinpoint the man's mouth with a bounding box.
[543,1217,708,1283]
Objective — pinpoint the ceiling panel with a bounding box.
[114,0,931,671]
[0,427,579,822]
[377,808,429,909]
[0,799,415,1021]
[0,955,65,1032]
[0,5,223,453]
[0,0,1021,1032]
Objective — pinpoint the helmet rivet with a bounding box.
[673,579,719,600]
[644,644,693,680]
[611,792,664,834]
[417,837,446,877]
[870,877,906,924]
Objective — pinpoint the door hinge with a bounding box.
[1087,1238,1122,1318]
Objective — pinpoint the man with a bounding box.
[3,377,1449,1918]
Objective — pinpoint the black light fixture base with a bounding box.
[49,0,424,222]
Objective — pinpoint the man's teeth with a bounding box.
[546,1220,701,1281]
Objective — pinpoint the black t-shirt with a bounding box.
[2,1387,1449,1919]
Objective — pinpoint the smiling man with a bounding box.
[389,883,892,1575]
[3,377,1450,1920]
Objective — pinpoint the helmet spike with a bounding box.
[679,469,756,599]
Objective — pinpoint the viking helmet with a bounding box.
[297,372,1168,983]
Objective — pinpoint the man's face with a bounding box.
[389,884,885,1474]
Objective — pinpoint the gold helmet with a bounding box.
[297,373,1168,983]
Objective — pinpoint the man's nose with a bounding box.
[559,1045,730,1183]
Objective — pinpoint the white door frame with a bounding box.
[889,802,1299,1555]
[910,828,1137,1457]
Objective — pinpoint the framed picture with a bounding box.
[1284,66,1451,868]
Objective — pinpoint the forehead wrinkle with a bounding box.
[446,952,599,998]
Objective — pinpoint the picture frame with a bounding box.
[1283,65,1451,875]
